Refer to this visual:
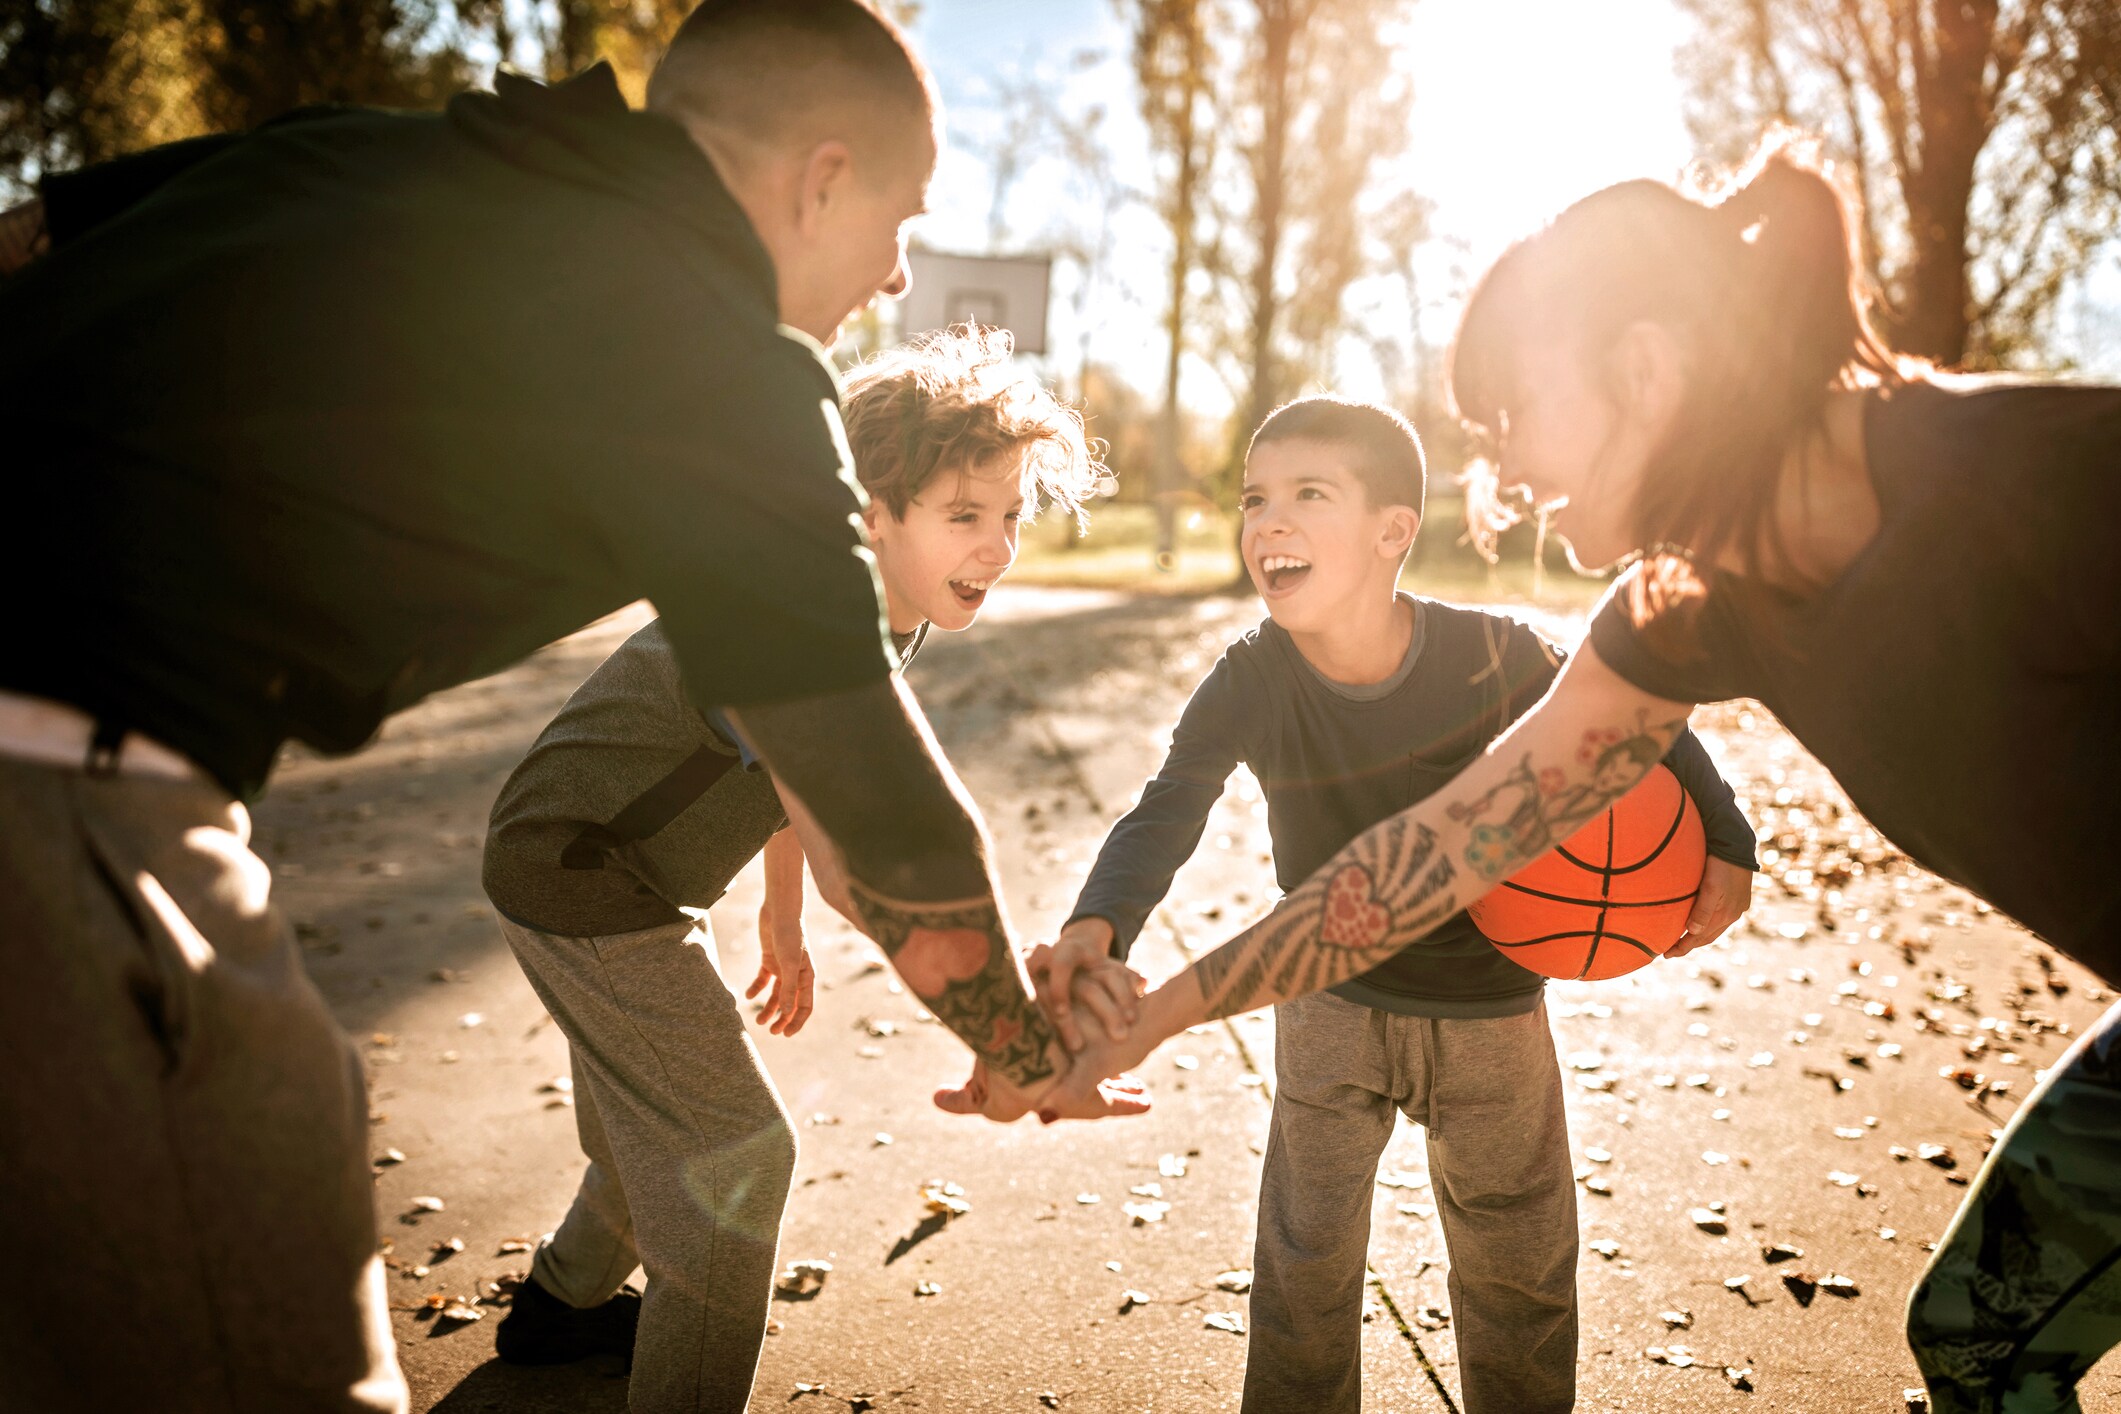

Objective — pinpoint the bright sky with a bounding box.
[901,0,1701,399]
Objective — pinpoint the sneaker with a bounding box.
[494,1274,642,1366]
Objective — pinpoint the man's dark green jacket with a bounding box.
[2,66,894,798]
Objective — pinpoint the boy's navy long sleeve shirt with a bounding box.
[1069,597,1758,1018]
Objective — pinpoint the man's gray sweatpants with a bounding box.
[0,758,405,1413]
[498,913,797,1414]
[1243,990,1578,1414]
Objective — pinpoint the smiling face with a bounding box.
[867,456,1027,633]
[1239,440,1418,635]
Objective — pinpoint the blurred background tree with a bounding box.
[0,0,470,190]
[1678,0,2121,367]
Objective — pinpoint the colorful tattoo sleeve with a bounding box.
[1189,709,1690,1020]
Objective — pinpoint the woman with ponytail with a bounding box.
[1043,133,2121,1411]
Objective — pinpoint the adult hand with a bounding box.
[934,965,1153,1122]
[1027,917,1142,1053]
[747,893,815,1036]
[931,1054,1151,1123]
[1667,855,1755,959]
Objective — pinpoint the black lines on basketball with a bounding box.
[1466,764,1707,980]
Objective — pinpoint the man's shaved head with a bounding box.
[649,0,938,176]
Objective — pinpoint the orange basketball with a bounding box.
[1467,763,1705,981]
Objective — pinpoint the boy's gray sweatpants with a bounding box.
[1243,990,1578,1414]
[498,914,797,1414]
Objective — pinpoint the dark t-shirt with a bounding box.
[1070,598,1757,1017]
[1590,379,2121,977]
[1,66,894,798]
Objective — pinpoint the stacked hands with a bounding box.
[934,917,1163,1126]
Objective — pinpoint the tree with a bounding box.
[1130,0,1216,566]
[0,0,204,187]
[188,0,463,131]
[0,0,468,194]
[1677,0,2121,367]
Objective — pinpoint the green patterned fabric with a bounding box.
[1910,1001,2121,1413]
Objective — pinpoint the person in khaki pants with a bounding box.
[0,5,1133,1408]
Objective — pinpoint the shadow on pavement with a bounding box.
[425,1357,630,1414]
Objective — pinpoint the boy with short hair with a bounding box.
[1042,396,1758,1413]
[481,326,1104,1411]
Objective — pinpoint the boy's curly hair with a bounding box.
[841,324,1107,529]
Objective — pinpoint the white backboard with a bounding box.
[900,248,1052,355]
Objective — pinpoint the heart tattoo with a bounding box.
[1320,865,1391,949]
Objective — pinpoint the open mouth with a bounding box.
[949,576,995,609]
[1257,554,1312,594]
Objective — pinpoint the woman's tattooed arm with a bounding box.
[1176,651,1696,1022]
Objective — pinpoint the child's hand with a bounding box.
[747,895,815,1036]
[1027,917,1143,1053]
[1668,856,1755,959]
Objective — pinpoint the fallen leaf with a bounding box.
[1204,1312,1245,1335]
[1690,1208,1728,1234]
[1762,1242,1804,1263]
[1076,1193,1101,1205]
[1726,1366,1756,1391]
[1129,1182,1164,1199]
[1413,1305,1450,1331]
[776,1260,833,1297]
[1159,1153,1188,1178]
[914,1281,941,1297]
[375,1148,407,1166]
[1119,1289,1152,1311]
[1645,1344,1696,1368]
[1123,1200,1171,1226]
[1828,1171,1862,1187]
[921,1181,971,1218]
[1660,1309,1694,1329]
[436,1302,483,1325]
[1588,1240,1622,1260]
[1216,1270,1253,1293]
[1173,1055,1199,1071]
